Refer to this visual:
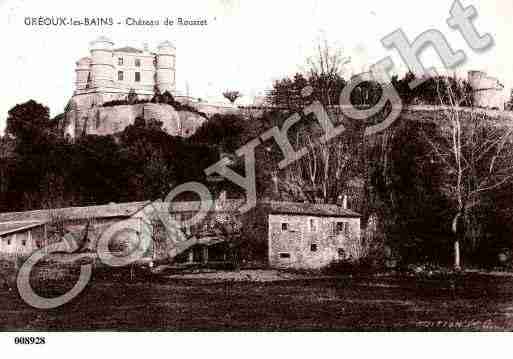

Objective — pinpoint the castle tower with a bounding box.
[75,57,92,91]
[468,70,506,110]
[155,40,176,94]
[90,36,114,88]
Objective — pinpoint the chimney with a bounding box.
[341,195,348,209]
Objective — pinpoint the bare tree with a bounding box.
[278,132,357,204]
[306,37,351,107]
[274,38,357,205]
[422,77,513,269]
[222,90,242,104]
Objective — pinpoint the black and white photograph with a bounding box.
[1,0,513,354]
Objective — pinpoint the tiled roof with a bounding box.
[263,201,361,217]
[166,199,244,212]
[114,46,143,54]
[0,221,46,236]
[0,202,149,224]
[151,199,360,217]
[0,200,359,227]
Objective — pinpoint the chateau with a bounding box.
[72,36,176,110]
[64,37,235,139]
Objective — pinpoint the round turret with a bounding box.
[90,36,114,88]
[468,70,506,110]
[468,70,487,92]
[155,40,176,94]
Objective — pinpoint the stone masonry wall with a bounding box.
[268,214,361,269]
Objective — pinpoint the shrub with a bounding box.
[323,257,377,275]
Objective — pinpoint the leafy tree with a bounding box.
[391,72,473,107]
[161,91,175,105]
[189,114,245,151]
[127,88,139,105]
[6,100,51,142]
[222,90,242,104]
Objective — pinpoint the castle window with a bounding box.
[310,244,318,252]
[118,57,124,66]
[281,223,288,231]
[135,59,141,67]
[118,71,124,81]
[135,72,141,82]
[279,252,290,259]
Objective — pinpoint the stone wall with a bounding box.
[65,103,207,138]
[268,214,361,269]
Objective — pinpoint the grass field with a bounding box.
[1,270,512,331]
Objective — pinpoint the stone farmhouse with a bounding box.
[0,221,47,257]
[0,199,361,269]
[0,202,147,260]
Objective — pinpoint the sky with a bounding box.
[0,0,512,133]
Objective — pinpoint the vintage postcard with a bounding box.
[0,0,512,356]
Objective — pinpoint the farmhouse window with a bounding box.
[22,240,26,246]
[281,223,288,231]
[135,58,141,67]
[118,57,124,65]
[336,222,348,234]
[135,72,141,82]
[118,71,124,81]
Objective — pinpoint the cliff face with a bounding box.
[64,103,207,138]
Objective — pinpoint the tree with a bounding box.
[5,100,51,142]
[306,37,351,108]
[189,113,245,151]
[0,137,16,211]
[222,90,242,104]
[127,88,139,105]
[277,130,361,204]
[391,72,473,107]
[118,117,175,201]
[151,86,163,103]
[260,38,363,206]
[161,91,175,105]
[267,73,311,111]
[422,77,513,269]
[266,38,349,111]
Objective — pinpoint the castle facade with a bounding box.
[71,36,176,110]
